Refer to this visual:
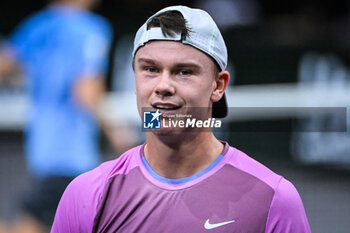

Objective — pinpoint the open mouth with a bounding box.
[151,103,183,116]
[152,104,182,110]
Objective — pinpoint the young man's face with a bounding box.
[134,41,221,126]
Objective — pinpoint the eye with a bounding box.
[179,70,192,76]
[145,67,158,73]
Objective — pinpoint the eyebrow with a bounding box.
[174,63,201,70]
[137,58,157,65]
[137,58,201,70]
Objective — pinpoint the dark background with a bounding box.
[2,0,350,87]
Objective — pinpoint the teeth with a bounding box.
[155,104,178,110]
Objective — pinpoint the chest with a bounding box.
[92,167,273,233]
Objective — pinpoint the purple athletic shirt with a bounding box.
[51,142,311,233]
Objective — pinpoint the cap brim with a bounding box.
[212,93,228,118]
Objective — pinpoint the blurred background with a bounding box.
[0,0,350,232]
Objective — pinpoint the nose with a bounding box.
[154,71,175,97]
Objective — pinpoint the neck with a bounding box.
[144,132,224,179]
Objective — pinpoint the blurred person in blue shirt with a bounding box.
[0,0,112,232]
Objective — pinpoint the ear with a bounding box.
[211,70,230,103]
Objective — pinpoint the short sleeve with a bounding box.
[265,178,311,233]
[51,167,104,233]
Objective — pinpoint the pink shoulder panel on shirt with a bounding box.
[50,146,143,233]
[227,147,311,233]
[226,147,282,190]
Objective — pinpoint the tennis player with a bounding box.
[51,6,311,233]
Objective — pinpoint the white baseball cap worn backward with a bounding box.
[133,5,228,118]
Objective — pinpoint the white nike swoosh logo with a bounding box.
[204,219,236,229]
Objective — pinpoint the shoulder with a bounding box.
[8,9,50,58]
[224,145,310,232]
[18,9,49,27]
[68,144,144,197]
[51,145,144,233]
[225,146,282,190]
[68,12,112,54]
[62,144,143,212]
[225,145,304,204]
[75,11,112,36]
[9,9,48,40]
[87,13,111,29]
